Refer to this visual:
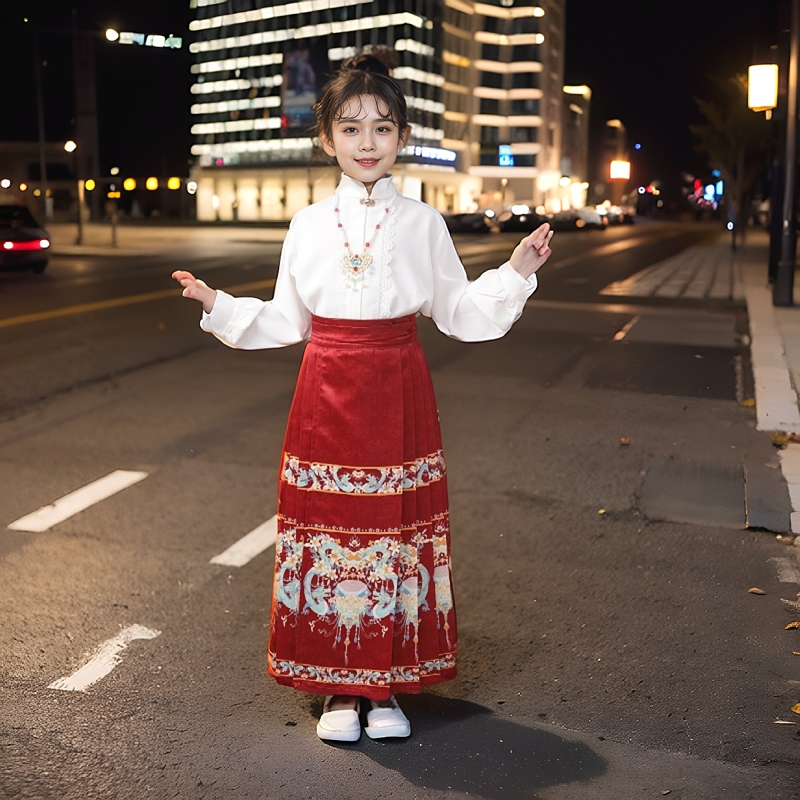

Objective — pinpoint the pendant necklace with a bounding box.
[334,199,391,290]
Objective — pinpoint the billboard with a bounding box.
[281,50,318,134]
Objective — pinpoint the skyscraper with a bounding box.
[188,0,577,220]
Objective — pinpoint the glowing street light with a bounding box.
[748,64,779,113]
[609,160,631,180]
[64,140,77,153]
[123,178,137,191]
[167,177,181,190]
[146,177,159,191]
[106,28,120,42]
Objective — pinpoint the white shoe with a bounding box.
[364,696,411,739]
[316,695,361,742]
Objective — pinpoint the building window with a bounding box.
[511,98,540,115]
[479,71,504,89]
[480,126,499,146]
[510,127,538,143]
[511,72,540,89]
[481,43,500,61]
[479,98,500,115]
[512,44,538,61]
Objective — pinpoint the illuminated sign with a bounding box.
[403,146,457,163]
[498,145,514,167]
[118,31,182,48]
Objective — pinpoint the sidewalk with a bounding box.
[740,227,800,533]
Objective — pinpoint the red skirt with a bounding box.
[267,314,457,700]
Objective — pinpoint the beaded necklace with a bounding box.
[334,198,391,290]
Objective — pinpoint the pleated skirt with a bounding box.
[267,314,457,700]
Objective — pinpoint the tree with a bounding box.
[690,74,771,246]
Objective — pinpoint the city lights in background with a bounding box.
[609,160,631,180]
[145,177,159,190]
[64,140,77,153]
[187,181,198,195]
[0,179,10,189]
[85,179,96,191]
[106,28,183,49]
[167,177,181,190]
[123,178,137,191]
[110,167,120,176]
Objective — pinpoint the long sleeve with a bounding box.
[428,215,537,342]
[200,224,311,349]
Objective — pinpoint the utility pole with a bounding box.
[774,0,800,305]
[33,30,51,221]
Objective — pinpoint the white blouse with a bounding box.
[201,173,537,348]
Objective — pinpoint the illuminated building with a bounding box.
[188,0,573,220]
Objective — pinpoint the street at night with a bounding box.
[2,224,799,798]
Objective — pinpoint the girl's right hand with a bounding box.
[172,270,217,314]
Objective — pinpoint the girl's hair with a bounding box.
[314,53,409,143]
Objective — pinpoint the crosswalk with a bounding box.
[601,243,744,301]
[7,469,278,692]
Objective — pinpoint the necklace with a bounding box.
[334,201,391,290]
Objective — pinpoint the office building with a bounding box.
[188,0,577,220]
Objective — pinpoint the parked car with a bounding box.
[0,205,51,273]
[600,204,636,225]
[495,205,548,232]
[549,207,607,231]
[443,212,491,234]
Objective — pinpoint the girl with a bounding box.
[173,55,553,743]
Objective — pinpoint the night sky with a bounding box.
[0,0,785,198]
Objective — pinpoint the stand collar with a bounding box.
[336,173,398,204]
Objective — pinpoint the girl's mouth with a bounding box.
[356,159,380,167]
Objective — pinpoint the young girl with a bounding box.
[173,55,553,743]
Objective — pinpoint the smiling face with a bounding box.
[320,94,410,193]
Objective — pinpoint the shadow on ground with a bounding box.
[324,695,607,798]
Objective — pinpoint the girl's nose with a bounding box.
[359,134,376,151]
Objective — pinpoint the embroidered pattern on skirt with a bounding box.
[281,450,446,495]
[268,314,457,700]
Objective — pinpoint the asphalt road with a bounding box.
[2,221,799,799]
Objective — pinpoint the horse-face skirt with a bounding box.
[267,314,457,700]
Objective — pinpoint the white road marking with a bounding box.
[612,315,640,342]
[8,470,149,533]
[210,516,278,567]
[769,556,800,584]
[48,624,161,692]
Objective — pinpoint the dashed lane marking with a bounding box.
[0,278,276,329]
[48,624,161,692]
[8,469,149,532]
[210,516,278,567]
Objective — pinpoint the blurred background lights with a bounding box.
[167,177,181,190]
[634,143,642,150]
[748,63,779,112]
[186,181,198,195]
[123,178,137,191]
[64,140,77,153]
[19,182,28,191]
[0,179,10,189]
[84,179,96,191]
[110,166,120,176]
[609,160,631,180]
[146,177,159,190]
[106,29,120,42]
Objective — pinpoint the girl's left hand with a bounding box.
[509,223,554,280]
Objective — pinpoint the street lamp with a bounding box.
[756,0,800,306]
[64,140,83,245]
[748,64,779,115]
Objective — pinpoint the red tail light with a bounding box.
[2,239,50,251]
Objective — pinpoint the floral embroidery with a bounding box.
[268,653,456,686]
[273,519,454,666]
[281,450,446,495]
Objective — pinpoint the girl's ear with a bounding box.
[319,132,336,157]
[397,125,412,152]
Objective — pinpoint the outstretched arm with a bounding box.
[509,222,554,280]
[172,270,217,313]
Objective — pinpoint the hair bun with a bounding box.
[341,53,391,78]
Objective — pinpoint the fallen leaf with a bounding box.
[742,398,755,407]
[785,621,800,630]
[770,431,800,446]
[792,703,800,715]
[619,437,631,446]
[748,587,766,595]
